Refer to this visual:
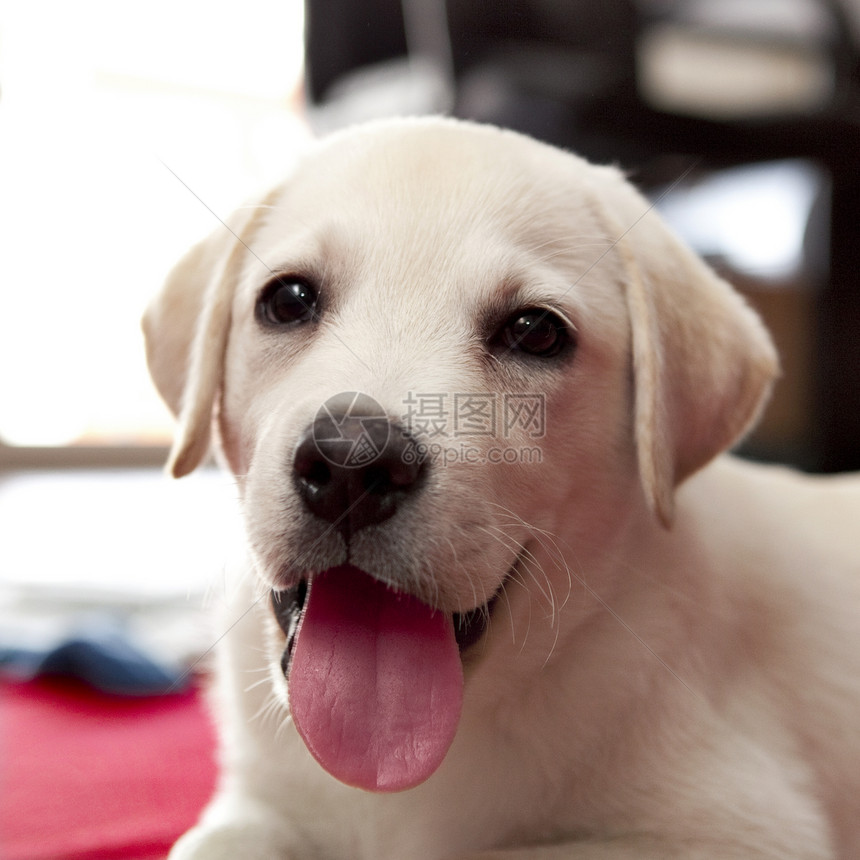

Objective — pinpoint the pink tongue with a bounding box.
[288,565,464,793]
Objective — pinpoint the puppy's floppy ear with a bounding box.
[590,167,779,526]
[142,197,275,478]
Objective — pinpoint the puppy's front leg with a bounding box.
[168,800,312,860]
[169,826,289,860]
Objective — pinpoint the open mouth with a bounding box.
[275,565,475,792]
[271,569,507,674]
[267,559,522,792]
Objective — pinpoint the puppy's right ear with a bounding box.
[142,198,274,478]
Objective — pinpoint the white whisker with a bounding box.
[482,503,703,694]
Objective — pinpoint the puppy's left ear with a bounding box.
[142,195,276,478]
[591,167,779,526]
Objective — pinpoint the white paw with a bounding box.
[168,821,298,860]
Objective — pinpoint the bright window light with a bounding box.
[0,0,310,446]
[657,161,823,283]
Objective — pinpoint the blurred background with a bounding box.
[1,0,859,690]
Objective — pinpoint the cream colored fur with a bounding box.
[143,117,860,859]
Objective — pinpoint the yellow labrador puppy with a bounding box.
[144,117,860,859]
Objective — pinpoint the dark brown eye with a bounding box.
[257,276,318,326]
[497,308,570,358]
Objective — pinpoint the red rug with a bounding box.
[0,678,217,860]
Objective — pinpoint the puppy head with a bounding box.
[144,118,777,791]
[144,118,776,531]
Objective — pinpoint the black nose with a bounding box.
[293,393,424,539]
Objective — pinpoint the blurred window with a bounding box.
[0,0,309,450]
